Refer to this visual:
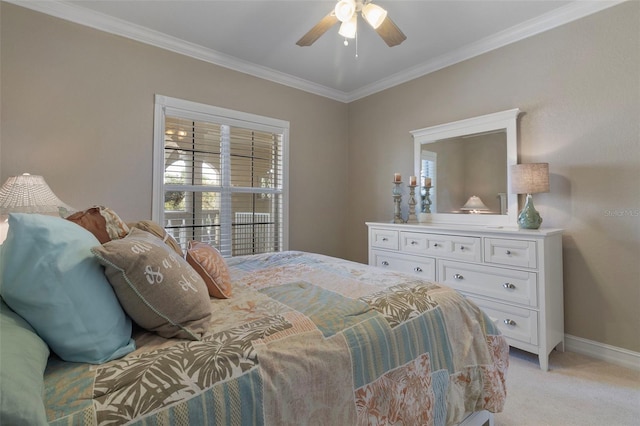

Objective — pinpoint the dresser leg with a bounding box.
[539,354,549,371]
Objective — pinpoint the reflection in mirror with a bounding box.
[412,108,520,227]
[421,130,507,214]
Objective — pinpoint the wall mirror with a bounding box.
[412,108,520,227]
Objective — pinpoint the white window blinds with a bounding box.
[153,95,289,257]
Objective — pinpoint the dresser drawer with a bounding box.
[400,232,481,262]
[439,260,538,307]
[467,296,538,346]
[371,250,436,281]
[370,228,399,250]
[484,238,537,268]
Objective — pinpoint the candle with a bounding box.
[410,176,417,186]
[424,177,432,187]
[394,173,401,183]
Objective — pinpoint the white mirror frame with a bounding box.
[412,108,520,227]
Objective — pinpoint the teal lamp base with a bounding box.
[517,193,543,229]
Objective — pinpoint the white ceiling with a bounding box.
[11,0,623,102]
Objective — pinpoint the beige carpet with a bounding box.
[494,348,640,425]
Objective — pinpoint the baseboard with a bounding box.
[564,334,640,371]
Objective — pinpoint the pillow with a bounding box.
[186,240,232,299]
[67,205,129,244]
[0,298,49,426]
[0,213,135,364]
[92,228,212,340]
[128,219,184,257]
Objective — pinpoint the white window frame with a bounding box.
[421,151,437,212]
[152,95,289,255]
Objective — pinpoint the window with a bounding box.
[153,95,289,257]
[421,151,437,212]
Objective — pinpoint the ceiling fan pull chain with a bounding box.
[355,29,359,58]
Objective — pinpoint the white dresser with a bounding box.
[367,222,564,371]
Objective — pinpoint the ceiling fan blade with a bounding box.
[375,16,407,47]
[296,12,339,47]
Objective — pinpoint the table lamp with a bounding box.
[461,195,489,214]
[510,163,549,229]
[0,173,75,243]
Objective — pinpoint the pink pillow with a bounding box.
[186,241,232,299]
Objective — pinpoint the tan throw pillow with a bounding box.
[186,241,232,299]
[91,228,212,340]
[67,206,129,244]
[128,220,184,257]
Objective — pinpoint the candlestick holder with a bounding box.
[421,185,433,214]
[392,181,404,223]
[406,184,418,223]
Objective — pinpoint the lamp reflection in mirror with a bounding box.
[510,163,549,229]
[0,173,75,243]
[461,195,489,214]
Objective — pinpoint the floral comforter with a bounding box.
[44,251,508,426]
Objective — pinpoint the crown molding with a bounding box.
[346,0,628,102]
[5,0,349,102]
[6,0,626,104]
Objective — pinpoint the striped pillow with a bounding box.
[186,240,232,299]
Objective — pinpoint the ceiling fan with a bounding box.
[296,0,406,48]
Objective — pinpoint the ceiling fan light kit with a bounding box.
[362,3,387,29]
[338,15,358,39]
[335,0,357,22]
[296,0,406,48]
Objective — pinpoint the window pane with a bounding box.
[230,127,279,188]
[232,192,281,256]
[164,191,221,250]
[165,189,186,212]
[165,118,223,187]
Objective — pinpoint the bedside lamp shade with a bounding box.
[0,173,74,244]
[0,173,75,244]
[510,163,549,229]
[0,173,74,215]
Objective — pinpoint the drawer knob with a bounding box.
[414,267,423,273]
[411,240,418,245]
[381,261,389,266]
[433,243,439,247]
[503,319,517,326]
[505,250,512,255]
[382,237,388,242]
[453,273,464,280]
[503,283,516,290]
[460,246,465,251]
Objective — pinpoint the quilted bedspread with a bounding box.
[44,251,508,426]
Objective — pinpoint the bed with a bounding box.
[0,212,507,426]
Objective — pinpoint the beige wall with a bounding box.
[0,3,349,258]
[347,1,639,352]
[2,2,638,353]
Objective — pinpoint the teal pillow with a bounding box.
[0,298,49,425]
[0,213,135,364]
